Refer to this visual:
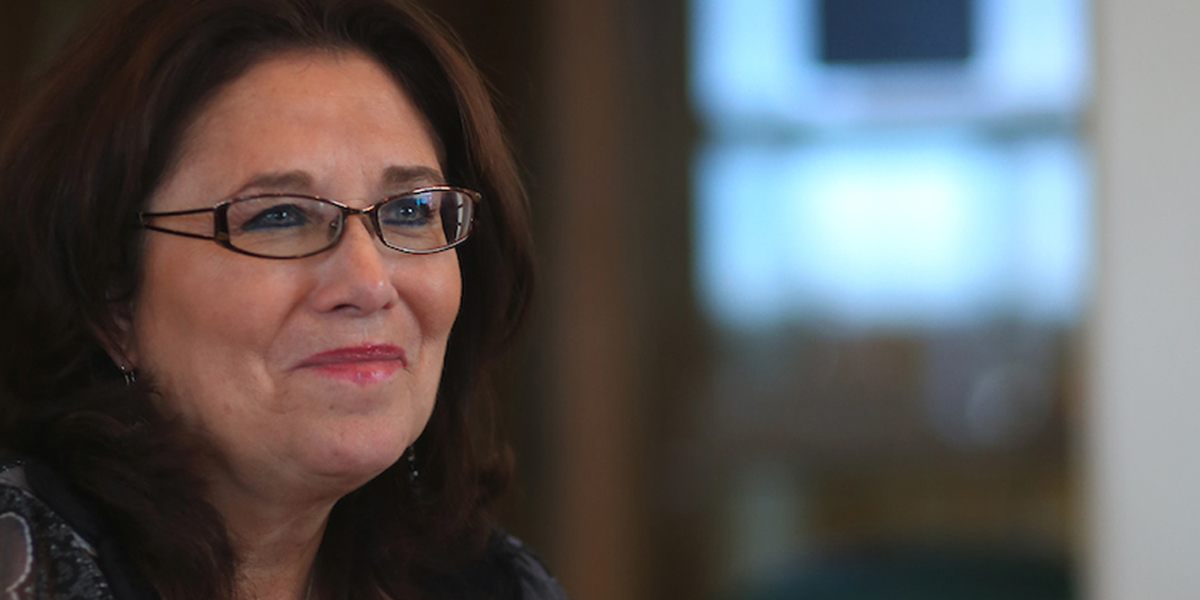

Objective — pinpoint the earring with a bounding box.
[119,364,136,386]
[405,445,419,485]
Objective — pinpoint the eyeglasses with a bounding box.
[139,186,479,259]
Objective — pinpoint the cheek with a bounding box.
[131,241,298,399]
[431,257,463,351]
[399,253,461,413]
[406,251,463,345]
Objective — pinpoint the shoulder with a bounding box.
[0,460,113,599]
[426,528,568,600]
[489,531,568,600]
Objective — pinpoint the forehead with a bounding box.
[154,50,443,209]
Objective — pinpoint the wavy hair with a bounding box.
[0,0,534,598]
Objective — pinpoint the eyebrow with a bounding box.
[230,170,314,197]
[381,165,445,190]
[228,165,446,199]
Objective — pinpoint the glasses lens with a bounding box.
[225,196,341,257]
[378,189,471,252]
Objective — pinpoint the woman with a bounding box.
[0,1,559,599]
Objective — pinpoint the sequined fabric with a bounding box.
[0,463,113,600]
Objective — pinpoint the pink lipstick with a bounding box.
[297,344,407,384]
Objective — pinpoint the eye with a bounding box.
[379,196,434,228]
[238,201,313,231]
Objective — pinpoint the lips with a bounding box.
[296,344,407,384]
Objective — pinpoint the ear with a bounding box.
[91,302,139,372]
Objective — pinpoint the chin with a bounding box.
[302,425,413,489]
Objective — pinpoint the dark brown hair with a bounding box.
[0,0,534,598]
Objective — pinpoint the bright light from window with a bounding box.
[695,134,1089,330]
[690,0,1091,331]
[690,0,1090,128]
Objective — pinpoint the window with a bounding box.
[688,1,1091,595]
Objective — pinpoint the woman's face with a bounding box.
[127,51,460,501]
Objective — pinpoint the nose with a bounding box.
[309,215,399,315]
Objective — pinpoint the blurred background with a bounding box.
[3,0,1200,599]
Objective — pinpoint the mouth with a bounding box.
[296,344,407,385]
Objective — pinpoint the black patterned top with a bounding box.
[0,461,113,599]
[0,461,568,600]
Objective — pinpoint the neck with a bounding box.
[211,483,336,600]
[230,523,323,600]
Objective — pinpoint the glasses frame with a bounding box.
[138,185,480,259]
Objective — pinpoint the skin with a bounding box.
[117,50,461,600]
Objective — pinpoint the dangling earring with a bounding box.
[405,445,419,485]
[119,364,136,386]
